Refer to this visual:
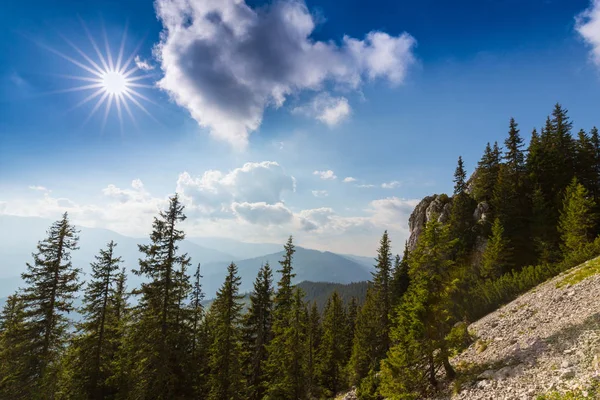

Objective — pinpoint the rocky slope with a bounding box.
[439,256,600,399]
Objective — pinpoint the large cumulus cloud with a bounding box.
[577,0,600,67]
[154,0,416,148]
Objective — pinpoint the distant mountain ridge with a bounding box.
[0,215,375,300]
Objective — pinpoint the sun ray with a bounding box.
[41,83,104,95]
[41,19,158,131]
[79,17,110,72]
[68,87,106,112]
[33,39,104,78]
[101,93,114,132]
[119,92,137,127]
[122,90,158,122]
[101,20,114,71]
[125,73,158,82]
[49,73,103,83]
[126,82,155,89]
[115,93,124,134]
[115,21,128,73]
[118,34,147,75]
[58,33,105,76]
[82,91,110,127]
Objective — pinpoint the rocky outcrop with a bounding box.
[407,194,490,252]
[407,195,453,251]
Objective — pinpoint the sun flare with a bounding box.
[41,20,157,131]
[102,71,128,95]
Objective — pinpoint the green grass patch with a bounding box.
[556,257,600,288]
[535,381,600,399]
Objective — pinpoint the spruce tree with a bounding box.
[67,241,124,399]
[18,213,81,397]
[242,263,274,400]
[380,217,458,397]
[348,287,379,385]
[449,157,477,257]
[208,262,244,400]
[473,142,501,204]
[306,301,322,399]
[129,194,192,399]
[0,294,29,399]
[558,178,597,255]
[391,244,410,308]
[316,291,348,397]
[372,230,393,353]
[265,237,310,399]
[480,218,510,280]
[493,118,531,269]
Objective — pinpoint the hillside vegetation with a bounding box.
[1,104,600,399]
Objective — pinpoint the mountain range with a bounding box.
[0,215,375,300]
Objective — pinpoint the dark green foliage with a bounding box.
[208,262,244,400]
[348,231,394,385]
[453,156,467,195]
[241,263,274,400]
[391,244,410,308]
[480,218,510,280]
[306,301,322,399]
[559,178,597,255]
[129,194,193,399]
[380,217,458,397]
[17,213,81,397]
[472,142,501,204]
[316,291,349,397]
[264,237,310,399]
[297,280,368,311]
[0,295,29,399]
[64,241,125,399]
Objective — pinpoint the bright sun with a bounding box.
[102,71,128,95]
[43,20,156,131]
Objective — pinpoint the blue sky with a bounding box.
[1,0,600,255]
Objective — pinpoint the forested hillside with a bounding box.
[1,104,600,399]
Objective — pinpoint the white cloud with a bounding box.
[576,0,600,67]
[381,180,401,189]
[154,0,416,148]
[29,185,49,192]
[176,161,295,217]
[311,190,329,197]
[313,170,337,180]
[232,201,293,225]
[293,93,351,126]
[134,55,154,71]
[343,177,356,183]
[357,184,376,188]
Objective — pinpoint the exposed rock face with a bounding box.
[407,194,489,252]
[407,195,453,251]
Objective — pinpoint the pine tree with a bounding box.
[208,262,244,400]
[450,157,477,257]
[473,142,501,204]
[242,263,274,400]
[348,287,379,385]
[345,297,359,360]
[391,244,410,308]
[18,213,81,397]
[0,294,29,399]
[265,237,310,400]
[493,118,531,269]
[184,263,210,398]
[453,156,467,195]
[380,217,458,397]
[480,218,510,280]
[372,231,393,353]
[316,291,349,397]
[129,194,192,399]
[306,301,322,399]
[66,241,124,399]
[558,178,597,255]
